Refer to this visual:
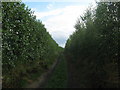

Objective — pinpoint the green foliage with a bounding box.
[65,2,119,88]
[0,2,1,22]
[2,2,61,88]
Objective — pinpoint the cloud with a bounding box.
[55,36,67,47]
[47,4,53,9]
[31,8,37,11]
[34,8,63,19]
[33,5,91,47]
[23,0,96,3]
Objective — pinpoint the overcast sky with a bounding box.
[24,0,96,47]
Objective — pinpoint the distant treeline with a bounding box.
[2,2,62,88]
[65,2,119,88]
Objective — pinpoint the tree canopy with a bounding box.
[65,2,119,88]
[2,2,63,88]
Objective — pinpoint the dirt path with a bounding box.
[25,58,60,88]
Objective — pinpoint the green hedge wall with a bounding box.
[2,2,62,88]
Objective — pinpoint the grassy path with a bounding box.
[25,58,59,88]
[44,54,68,88]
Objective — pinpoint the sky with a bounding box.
[23,0,96,47]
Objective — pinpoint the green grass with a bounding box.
[20,62,50,87]
[45,55,67,88]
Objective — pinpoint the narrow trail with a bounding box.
[25,58,60,88]
[44,54,68,88]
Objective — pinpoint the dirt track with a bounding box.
[25,58,60,88]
